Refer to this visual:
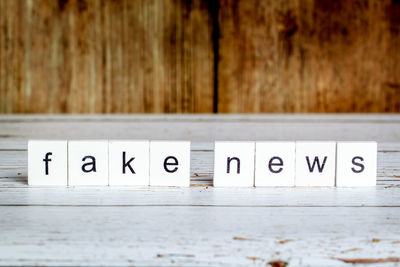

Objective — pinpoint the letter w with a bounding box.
[306,156,327,173]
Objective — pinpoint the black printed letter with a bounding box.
[82,156,96,173]
[306,156,327,173]
[43,152,52,175]
[122,152,135,174]
[227,157,240,174]
[351,156,364,173]
[268,157,283,173]
[164,156,178,173]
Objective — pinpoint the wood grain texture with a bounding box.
[1,206,400,266]
[0,0,214,113]
[1,114,399,141]
[2,0,400,114]
[217,0,400,112]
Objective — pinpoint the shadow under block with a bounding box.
[255,142,295,187]
[28,140,68,186]
[336,142,377,187]
[149,141,191,187]
[68,140,109,186]
[213,141,255,187]
[295,141,336,187]
[109,140,150,186]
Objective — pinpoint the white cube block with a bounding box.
[213,141,255,187]
[28,140,68,186]
[149,141,190,187]
[255,141,295,187]
[109,140,150,186]
[295,141,336,186]
[68,140,109,186]
[336,141,377,187]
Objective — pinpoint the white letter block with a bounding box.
[295,141,336,187]
[336,141,377,187]
[109,140,150,186]
[28,140,68,186]
[149,141,190,187]
[68,140,109,186]
[255,141,295,187]
[213,141,255,187]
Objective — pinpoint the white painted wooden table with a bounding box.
[0,115,400,266]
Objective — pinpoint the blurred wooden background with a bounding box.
[0,0,399,113]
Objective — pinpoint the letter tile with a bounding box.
[109,140,150,186]
[255,141,295,187]
[295,141,336,186]
[149,141,190,187]
[213,141,255,187]
[68,140,108,186]
[336,141,377,187]
[28,140,68,186]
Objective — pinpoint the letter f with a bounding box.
[43,152,52,175]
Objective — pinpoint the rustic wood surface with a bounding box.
[1,0,399,113]
[0,114,399,266]
[218,0,400,112]
[0,0,214,113]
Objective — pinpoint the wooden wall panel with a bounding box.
[217,0,400,112]
[1,0,399,113]
[0,0,214,113]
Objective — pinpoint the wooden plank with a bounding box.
[1,182,400,206]
[218,0,400,112]
[0,115,399,141]
[0,206,400,266]
[2,138,398,153]
[1,114,400,121]
[0,0,214,113]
